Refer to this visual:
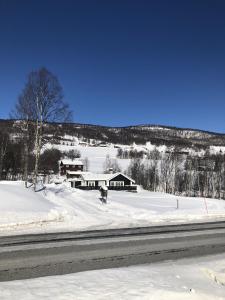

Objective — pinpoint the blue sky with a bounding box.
[0,0,225,132]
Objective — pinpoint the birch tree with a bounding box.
[0,130,9,180]
[103,154,121,173]
[12,89,35,186]
[14,67,72,190]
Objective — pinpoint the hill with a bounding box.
[1,119,225,149]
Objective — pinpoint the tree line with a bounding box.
[0,134,62,181]
[126,149,225,199]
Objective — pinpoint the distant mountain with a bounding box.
[1,119,225,149]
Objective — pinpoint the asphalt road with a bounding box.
[1,221,225,281]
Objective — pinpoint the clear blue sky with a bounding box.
[0,0,225,132]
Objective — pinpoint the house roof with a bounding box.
[109,172,135,183]
[81,172,135,183]
[60,159,84,166]
[81,173,112,181]
[67,171,89,175]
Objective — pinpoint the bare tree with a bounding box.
[11,89,36,186]
[127,158,142,184]
[103,154,121,173]
[13,67,72,190]
[0,130,9,180]
[64,149,81,160]
[82,157,89,172]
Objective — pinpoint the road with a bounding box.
[1,221,225,281]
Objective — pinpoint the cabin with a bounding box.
[59,159,84,176]
[71,172,137,191]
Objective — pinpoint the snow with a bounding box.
[60,159,83,165]
[145,141,167,152]
[80,172,135,182]
[66,171,87,175]
[210,146,225,154]
[101,185,108,191]
[45,143,130,173]
[62,135,79,145]
[40,134,225,178]
[1,180,225,298]
[1,181,225,235]
[1,254,225,299]
[0,181,64,228]
[81,172,113,181]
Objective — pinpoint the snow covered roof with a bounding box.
[67,171,89,175]
[60,160,83,166]
[81,172,135,183]
[81,173,112,181]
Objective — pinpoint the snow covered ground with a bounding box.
[1,181,225,235]
[44,139,225,175]
[1,254,225,299]
[0,181,64,230]
[45,143,131,173]
[1,180,225,298]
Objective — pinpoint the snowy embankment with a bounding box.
[1,181,225,235]
[0,181,65,231]
[1,254,225,299]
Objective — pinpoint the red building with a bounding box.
[59,160,84,176]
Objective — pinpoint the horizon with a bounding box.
[1,117,225,135]
[1,1,225,133]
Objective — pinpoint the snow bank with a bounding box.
[0,181,52,213]
[1,253,225,299]
[0,181,65,229]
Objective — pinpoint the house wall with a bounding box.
[67,173,81,179]
[81,180,87,186]
[83,180,107,187]
[109,174,131,186]
[76,185,137,191]
[60,164,83,175]
[71,181,82,188]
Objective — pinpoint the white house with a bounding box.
[70,172,137,191]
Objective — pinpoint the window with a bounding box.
[88,181,95,187]
[110,181,124,186]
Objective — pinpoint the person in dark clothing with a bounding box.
[99,186,108,203]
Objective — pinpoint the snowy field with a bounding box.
[45,143,131,173]
[45,144,130,173]
[1,181,225,235]
[44,141,225,175]
[1,254,225,299]
[76,144,131,172]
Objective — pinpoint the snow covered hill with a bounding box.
[2,119,225,149]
